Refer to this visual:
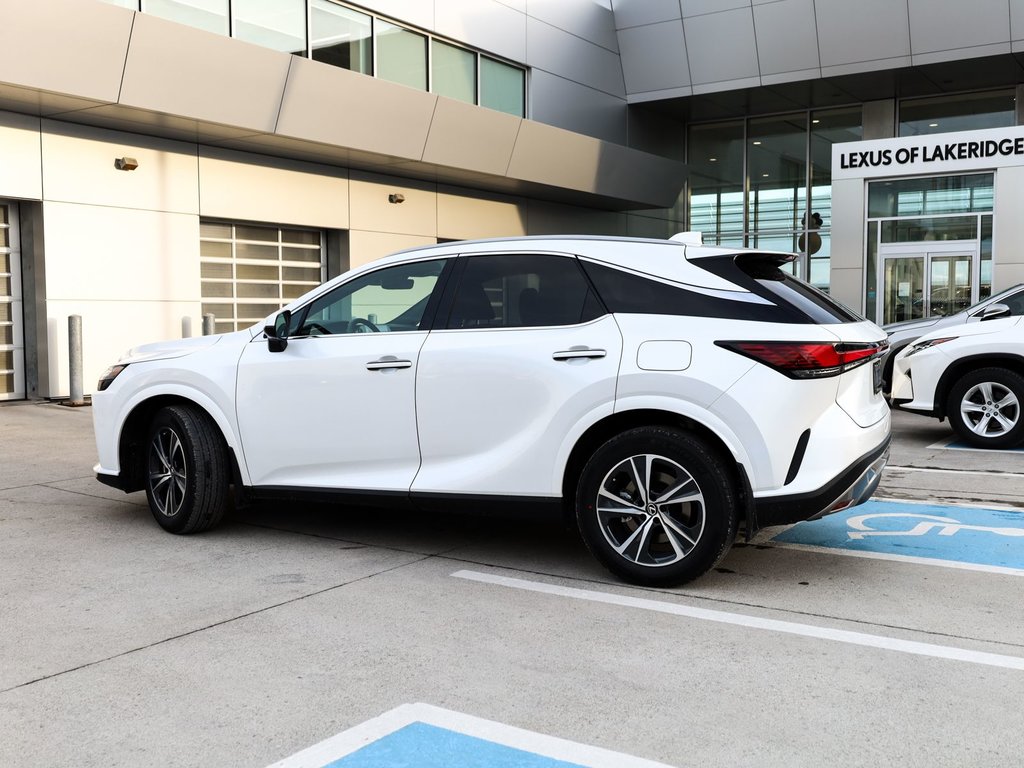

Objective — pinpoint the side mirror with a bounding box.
[978,303,1011,322]
[265,309,291,352]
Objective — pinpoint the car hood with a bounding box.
[914,315,1022,345]
[118,329,255,364]
[883,316,946,334]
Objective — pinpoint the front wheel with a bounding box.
[946,367,1024,449]
[145,405,229,534]
[575,427,738,587]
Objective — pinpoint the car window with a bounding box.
[581,258,828,324]
[1000,289,1024,315]
[446,254,604,329]
[296,259,447,335]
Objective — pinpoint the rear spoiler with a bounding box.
[670,231,704,245]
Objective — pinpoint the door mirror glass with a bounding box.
[266,309,291,352]
[978,303,1011,321]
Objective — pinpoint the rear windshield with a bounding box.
[694,254,863,324]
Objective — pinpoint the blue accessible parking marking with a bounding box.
[927,436,1024,453]
[770,499,1024,574]
[267,703,674,768]
[324,722,584,768]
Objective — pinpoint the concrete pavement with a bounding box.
[2,401,1023,768]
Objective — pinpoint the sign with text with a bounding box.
[832,126,1024,180]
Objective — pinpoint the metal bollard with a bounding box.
[202,313,215,336]
[181,316,192,338]
[68,315,85,406]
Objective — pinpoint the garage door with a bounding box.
[0,201,24,400]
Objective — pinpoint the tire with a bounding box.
[144,405,229,534]
[575,427,738,587]
[946,367,1024,449]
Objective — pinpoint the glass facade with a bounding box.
[687,121,744,243]
[867,174,994,324]
[432,40,476,104]
[143,0,229,36]
[376,21,427,90]
[311,1,372,73]
[688,107,861,291]
[480,56,526,117]
[234,0,306,54]
[899,90,1016,137]
[106,0,526,116]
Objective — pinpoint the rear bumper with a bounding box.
[753,437,890,528]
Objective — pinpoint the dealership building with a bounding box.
[3,0,1024,400]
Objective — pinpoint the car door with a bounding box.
[413,252,622,498]
[235,257,450,490]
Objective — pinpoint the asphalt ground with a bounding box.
[2,402,1023,767]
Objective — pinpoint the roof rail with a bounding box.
[669,231,703,245]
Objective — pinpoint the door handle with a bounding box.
[365,356,413,371]
[552,347,607,361]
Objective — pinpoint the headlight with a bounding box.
[903,337,958,358]
[97,364,128,391]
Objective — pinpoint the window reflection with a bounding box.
[311,1,372,74]
[899,90,1015,137]
[688,121,744,240]
[747,114,807,233]
[144,0,228,35]
[688,109,863,291]
[234,0,306,55]
[377,21,427,91]
[481,57,525,116]
[433,40,476,104]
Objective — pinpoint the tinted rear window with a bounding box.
[694,254,863,324]
[580,260,807,323]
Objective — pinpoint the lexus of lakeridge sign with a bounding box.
[832,126,1024,180]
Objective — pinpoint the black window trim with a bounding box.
[434,251,608,332]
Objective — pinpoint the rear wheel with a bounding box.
[946,367,1024,449]
[575,427,737,586]
[145,405,229,534]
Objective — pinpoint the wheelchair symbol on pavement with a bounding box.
[846,512,1024,540]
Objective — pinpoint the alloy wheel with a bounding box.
[960,381,1020,439]
[148,426,188,517]
[594,453,706,567]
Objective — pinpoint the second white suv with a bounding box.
[93,235,890,586]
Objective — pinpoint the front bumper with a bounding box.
[753,437,890,528]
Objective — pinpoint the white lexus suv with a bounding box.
[93,235,890,586]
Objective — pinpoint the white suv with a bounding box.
[93,236,891,586]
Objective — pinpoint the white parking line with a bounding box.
[266,702,676,768]
[887,465,1024,479]
[452,570,1024,671]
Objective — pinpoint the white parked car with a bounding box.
[881,283,1024,394]
[890,315,1024,449]
[93,235,891,586]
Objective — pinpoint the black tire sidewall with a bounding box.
[144,405,227,534]
[947,367,1024,449]
[576,427,737,587]
[145,409,196,533]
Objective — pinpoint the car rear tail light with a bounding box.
[716,340,888,379]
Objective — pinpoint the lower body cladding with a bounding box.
[752,438,890,529]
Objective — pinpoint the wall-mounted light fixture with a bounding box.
[388,193,405,204]
[115,156,139,171]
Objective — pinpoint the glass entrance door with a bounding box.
[929,253,973,318]
[882,255,925,324]
[878,243,978,325]
[0,201,24,400]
